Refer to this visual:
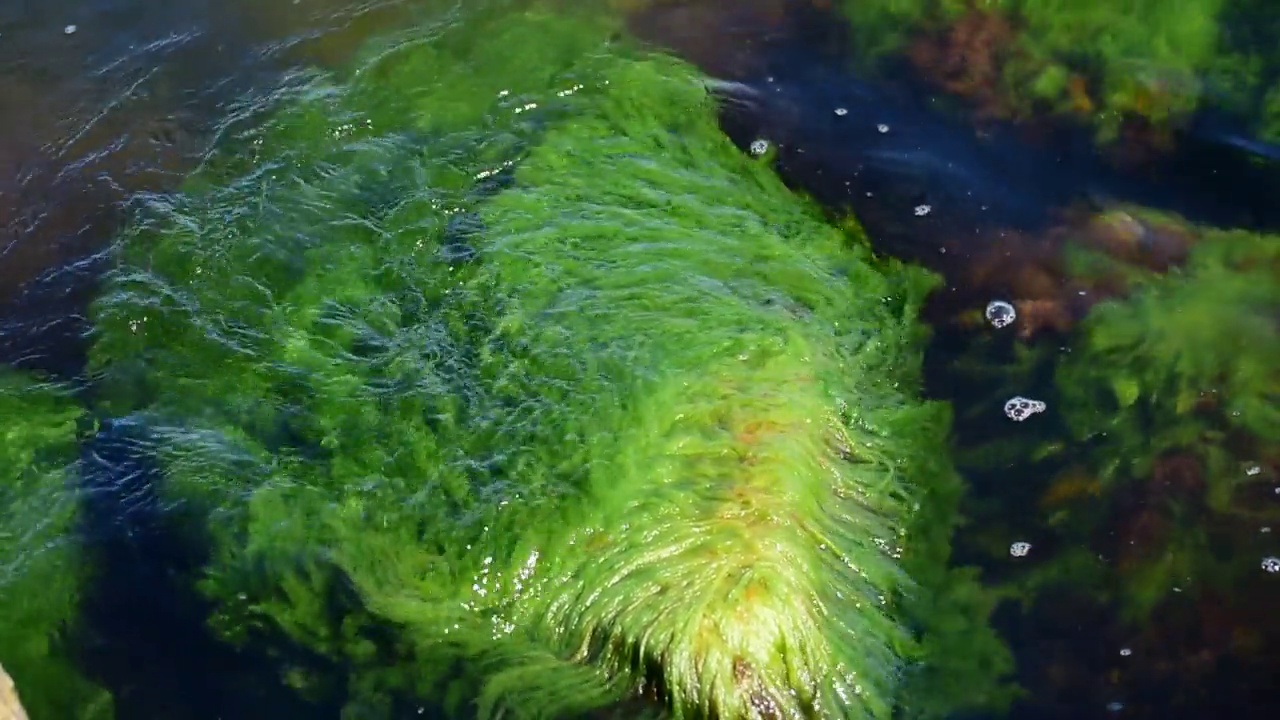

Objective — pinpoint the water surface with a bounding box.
[1,0,418,375]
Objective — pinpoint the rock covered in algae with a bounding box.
[1053,215,1280,553]
[87,4,1007,718]
[837,0,1235,143]
[0,372,114,719]
[961,212,1279,623]
[1057,215,1279,489]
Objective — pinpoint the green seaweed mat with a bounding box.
[0,372,113,719]
[87,5,1008,718]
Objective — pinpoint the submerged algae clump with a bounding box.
[0,372,113,719]
[88,7,999,718]
[387,55,946,720]
[1001,0,1226,138]
[1035,217,1280,620]
[838,0,1232,144]
[1057,220,1279,496]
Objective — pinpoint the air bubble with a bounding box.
[985,300,1017,329]
[877,123,890,133]
[1010,541,1032,557]
[1262,556,1280,573]
[835,107,848,116]
[1004,396,1046,422]
[914,204,932,216]
[749,139,770,156]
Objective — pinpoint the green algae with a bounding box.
[949,212,1279,624]
[1006,0,1225,137]
[836,0,967,61]
[1206,0,1280,143]
[1057,218,1280,513]
[87,4,1010,717]
[836,0,1240,144]
[0,372,113,719]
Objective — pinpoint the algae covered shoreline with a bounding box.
[0,1,1276,719]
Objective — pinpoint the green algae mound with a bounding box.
[0,372,113,719]
[87,5,1006,717]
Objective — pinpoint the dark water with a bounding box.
[2,0,1279,718]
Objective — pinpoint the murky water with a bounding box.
[2,1,1278,719]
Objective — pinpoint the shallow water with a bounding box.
[1,1,1278,719]
[0,0,418,375]
[0,1,423,716]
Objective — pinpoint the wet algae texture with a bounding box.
[67,5,1010,719]
[0,372,113,719]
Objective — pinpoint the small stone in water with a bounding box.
[985,300,1016,329]
[1004,396,1046,422]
